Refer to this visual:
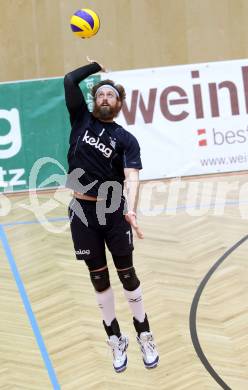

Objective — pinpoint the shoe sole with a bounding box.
[114,356,128,373]
[144,356,159,369]
[114,364,127,373]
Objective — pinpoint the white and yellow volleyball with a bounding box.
[70,8,100,39]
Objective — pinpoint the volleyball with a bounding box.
[70,8,100,39]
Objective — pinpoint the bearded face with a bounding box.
[92,87,121,121]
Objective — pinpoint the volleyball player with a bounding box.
[64,57,159,372]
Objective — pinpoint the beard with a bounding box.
[92,103,120,121]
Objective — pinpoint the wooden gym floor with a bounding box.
[0,173,248,389]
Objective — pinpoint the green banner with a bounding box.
[0,74,100,192]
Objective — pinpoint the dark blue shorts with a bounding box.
[68,197,134,269]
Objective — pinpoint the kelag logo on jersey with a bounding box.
[82,130,113,158]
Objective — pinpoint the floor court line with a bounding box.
[1,195,246,389]
[190,235,248,389]
[2,197,247,228]
[0,225,61,390]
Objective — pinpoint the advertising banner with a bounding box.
[110,59,248,180]
[0,75,100,192]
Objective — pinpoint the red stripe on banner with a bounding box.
[198,139,207,146]
[197,129,206,135]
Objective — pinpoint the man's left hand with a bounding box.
[125,212,144,239]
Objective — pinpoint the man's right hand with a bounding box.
[86,56,107,72]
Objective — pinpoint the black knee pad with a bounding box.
[117,267,140,291]
[90,268,110,292]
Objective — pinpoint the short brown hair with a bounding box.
[91,79,126,102]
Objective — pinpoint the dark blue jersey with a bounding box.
[64,63,142,197]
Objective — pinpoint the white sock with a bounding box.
[123,285,146,323]
[95,287,116,326]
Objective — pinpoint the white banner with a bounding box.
[108,59,248,180]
